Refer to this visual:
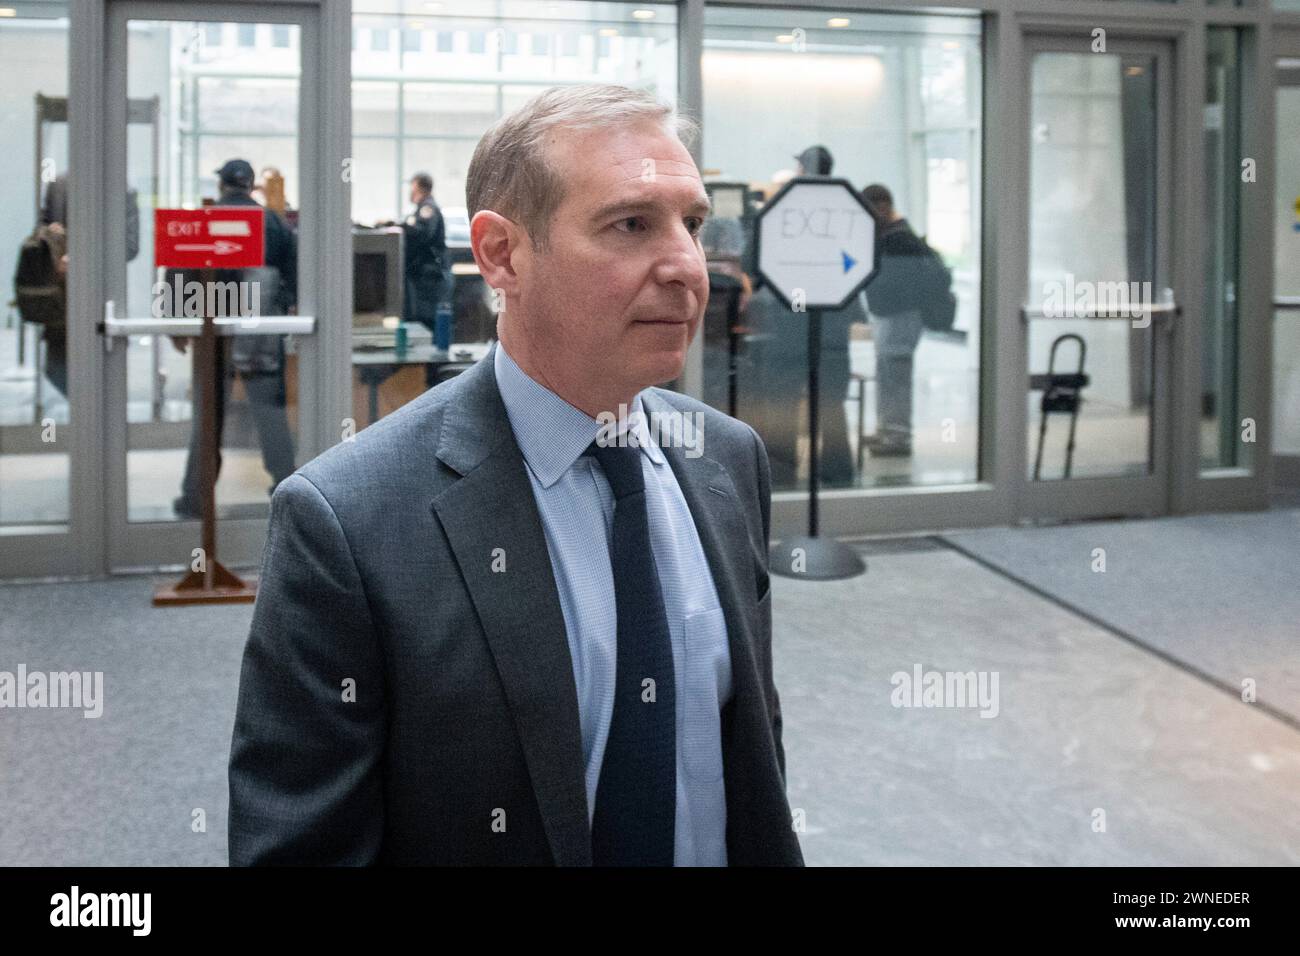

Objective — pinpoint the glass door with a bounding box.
[1274,47,1300,496]
[102,2,318,571]
[0,2,76,578]
[1020,34,1176,520]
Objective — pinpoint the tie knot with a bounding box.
[587,439,645,499]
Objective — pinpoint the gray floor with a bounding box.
[1,514,1298,866]
[942,509,1300,726]
[779,538,1300,866]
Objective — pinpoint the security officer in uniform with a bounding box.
[401,172,450,385]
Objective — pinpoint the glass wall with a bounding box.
[349,0,677,430]
[123,19,302,523]
[1201,26,1248,473]
[1275,64,1300,470]
[0,2,70,527]
[1026,50,1161,482]
[700,6,983,492]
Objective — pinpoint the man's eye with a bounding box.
[614,216,646,233]
[685,217,705,236]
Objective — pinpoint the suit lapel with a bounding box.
[429,346,592,866]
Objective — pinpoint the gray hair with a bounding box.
[466,83,699,251]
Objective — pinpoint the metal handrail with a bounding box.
[1021,302,1180,322]
[100,315,316,337]
[1276,296,1300,311]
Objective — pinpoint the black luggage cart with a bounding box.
[1030,333,1089,481]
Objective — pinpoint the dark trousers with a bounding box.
[179,340,295,504]
[42,328,69,399]
[405,270,450,386]
[754,347,854,489]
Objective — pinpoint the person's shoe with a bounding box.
[173,495,201,519]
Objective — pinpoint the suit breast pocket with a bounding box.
[682,606,730,781]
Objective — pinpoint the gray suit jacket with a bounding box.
[227,342,803,865]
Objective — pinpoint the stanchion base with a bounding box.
[153,563,257,606]
[769,535,867,581]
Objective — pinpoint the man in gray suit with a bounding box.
[228,84,802,866]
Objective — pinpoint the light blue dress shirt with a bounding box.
[493,340,733,866]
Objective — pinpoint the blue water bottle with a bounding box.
[434,301,453,351]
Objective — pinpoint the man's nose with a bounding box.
[652,224,708,289]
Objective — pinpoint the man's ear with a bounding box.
[471,210,524,299]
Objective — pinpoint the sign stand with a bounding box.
[769,308,866,580]
[155,272,256,605]
[754,177,875,581]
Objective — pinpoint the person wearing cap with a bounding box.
[794,144,834,177]
[171,158,298,518]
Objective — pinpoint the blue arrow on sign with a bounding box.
[841,250,856,273]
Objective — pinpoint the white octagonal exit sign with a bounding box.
[755,177,878,311]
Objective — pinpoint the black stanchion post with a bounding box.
[807,308,820,538]
[767,306,865,580]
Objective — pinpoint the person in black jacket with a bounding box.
[172,159,297,518]
[861,183,926,457]
[401,171,451,385]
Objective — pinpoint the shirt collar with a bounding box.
[493,339,664,489]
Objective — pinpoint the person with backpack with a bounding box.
[859,183,954,458]
[12,175,140,401]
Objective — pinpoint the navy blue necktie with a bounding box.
[586,439,676,866]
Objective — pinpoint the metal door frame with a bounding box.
[1273,26,1300,490]
[1012,29,1177,521]
[99,0,348,574]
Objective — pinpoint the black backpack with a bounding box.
[916,238,957,333]
[13,225,67,331]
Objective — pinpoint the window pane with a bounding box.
[1275,82,1300,461]
[349,2,678,430]
[124,21,302,524]
[702,6,983,491]
[0,5,71,526]
[1201,28,1249,473]
[1027,51,1160,482]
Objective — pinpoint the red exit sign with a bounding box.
[154,207,265,269]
